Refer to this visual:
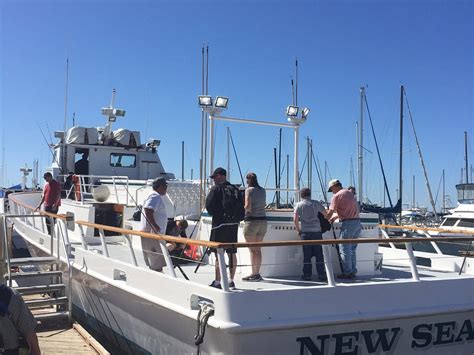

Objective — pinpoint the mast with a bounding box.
[442,169,445,213]
[227,127,231,181]
[278,128,282,203]
[399,85,404,224]
[61,58,69,174]
[465,131,469,183]
[358,87,364,203]
[181,141,185,181]
[404,88,437,214]
[286,154,290,205]
[412,175,415,208]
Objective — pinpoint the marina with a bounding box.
[1,2,473,354]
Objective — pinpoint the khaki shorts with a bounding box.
[243,220,267,239]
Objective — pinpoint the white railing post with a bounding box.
[216,248,229,291]
[98,228,110,258]
[322,245,336,287]
[380,229,397,249]
[405,241,420,281]
[159,240,177,278]
[77,225,88,250]
[125,234,138,266]
[421,231,443,255]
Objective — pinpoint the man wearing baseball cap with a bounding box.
[139,177,169,271]
[326,179,362,279]
[205,167,238,289]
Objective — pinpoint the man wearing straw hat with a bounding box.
[326,179,362,279]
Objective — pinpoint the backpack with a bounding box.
[133,205,142,221]
[318,212,331,233]
[222,184,245,223]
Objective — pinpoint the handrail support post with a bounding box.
[216,248,229,291]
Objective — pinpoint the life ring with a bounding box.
[72,175,82,201]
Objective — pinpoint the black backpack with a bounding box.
[222,184,245,223]
[133,205,142,221]
[318,212,331,233]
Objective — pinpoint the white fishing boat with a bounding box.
[436,183,474,236]
[3,88,474,355]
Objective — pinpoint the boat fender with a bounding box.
[194,302,215,352]
[92,185,110,202]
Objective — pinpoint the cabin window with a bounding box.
[441,218,457,227]
[110,153,136,168]
[458,218,474,228]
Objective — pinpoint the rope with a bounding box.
[194,302,215,354]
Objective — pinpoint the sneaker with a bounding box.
[301,275,312,281]
[229,281,236,289]
[209,281,221,289]
[242,274,263,282]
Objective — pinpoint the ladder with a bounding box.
[1,214,72,324]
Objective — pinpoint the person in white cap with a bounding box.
[326,179,362,279]
[139,177,169,271]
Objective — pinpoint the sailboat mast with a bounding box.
[442,169,445,213]
[465,131,469,183]
[358,87,364,203]
[399,85,404,223]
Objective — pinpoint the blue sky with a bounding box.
[1,0,472,211]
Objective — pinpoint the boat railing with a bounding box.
[7,195,474,292]
[59,174,131,205]
[2,205,73,323]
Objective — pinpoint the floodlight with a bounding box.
[286,105,299,117]
[101,107,114,116]
[198,95,213,108]
[114,108,126,117]
[215,96,229,109]
[301,107,310,119]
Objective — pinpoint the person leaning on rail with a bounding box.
[325,179,362,279]
[293,187,328,282]
[139,177,169,272]
[0,284,41,355]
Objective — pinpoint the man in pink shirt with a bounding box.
[326,179,362,279]
[36,172,62,234]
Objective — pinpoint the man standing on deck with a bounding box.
[36,172,61,234]
[326,179,362,279]
[205,167,239,289]
[294,188,328,282]
[139,177,169,271]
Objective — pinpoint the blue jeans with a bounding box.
[339,219,362,274]
[301,232,326,277]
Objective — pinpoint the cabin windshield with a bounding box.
[458,218,474,228]
[441,218,457,227]
[110,153,136,168]
[456,183,474,204]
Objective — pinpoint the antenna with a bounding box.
[63,58,69,134]
[295,58,298,106]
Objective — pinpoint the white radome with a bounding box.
[92,185,110,202]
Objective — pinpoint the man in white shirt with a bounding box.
[140,177,168,271]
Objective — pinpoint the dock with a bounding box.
[27,294,110,355]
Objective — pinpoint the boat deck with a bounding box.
[81,241,469,292]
